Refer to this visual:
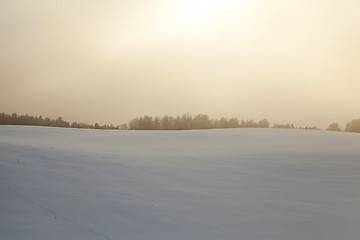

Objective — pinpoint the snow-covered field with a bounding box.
[1,126,360,240]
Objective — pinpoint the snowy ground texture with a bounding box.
[1,126,360,240]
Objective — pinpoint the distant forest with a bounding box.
[128,114,271,130]
[0,112,125,130]
[1,112,360,133]
[128,114,318,130]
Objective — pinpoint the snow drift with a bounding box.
[1,126,360,240]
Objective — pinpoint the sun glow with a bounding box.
[100,0,253,51]
[173,0,247,35]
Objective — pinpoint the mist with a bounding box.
[1,0,359,128]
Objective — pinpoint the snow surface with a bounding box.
[1,125,360,240]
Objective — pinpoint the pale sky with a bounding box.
[1,0,359,129]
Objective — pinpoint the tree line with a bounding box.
[272,123,319,130]
[1,112,360,133]
[0,112,126,130]
[128,114,325,130]
[128,114,270,130]
[326,120,360,133]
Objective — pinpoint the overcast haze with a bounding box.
[1,0,359,128]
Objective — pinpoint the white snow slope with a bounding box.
[1,126,360,240]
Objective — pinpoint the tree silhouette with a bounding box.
[327,122,341,131]
[127,114,273,130]
[0,112,118,130]
[345,119,360,133]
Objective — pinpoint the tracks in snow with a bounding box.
[0,175,111,240]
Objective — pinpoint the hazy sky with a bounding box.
[1,0,359,128]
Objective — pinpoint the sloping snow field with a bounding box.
[1,126,360,240]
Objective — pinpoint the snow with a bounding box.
[1,126,360,240]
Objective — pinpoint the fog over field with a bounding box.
[1,0,360,128]
[1,126,360,240]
